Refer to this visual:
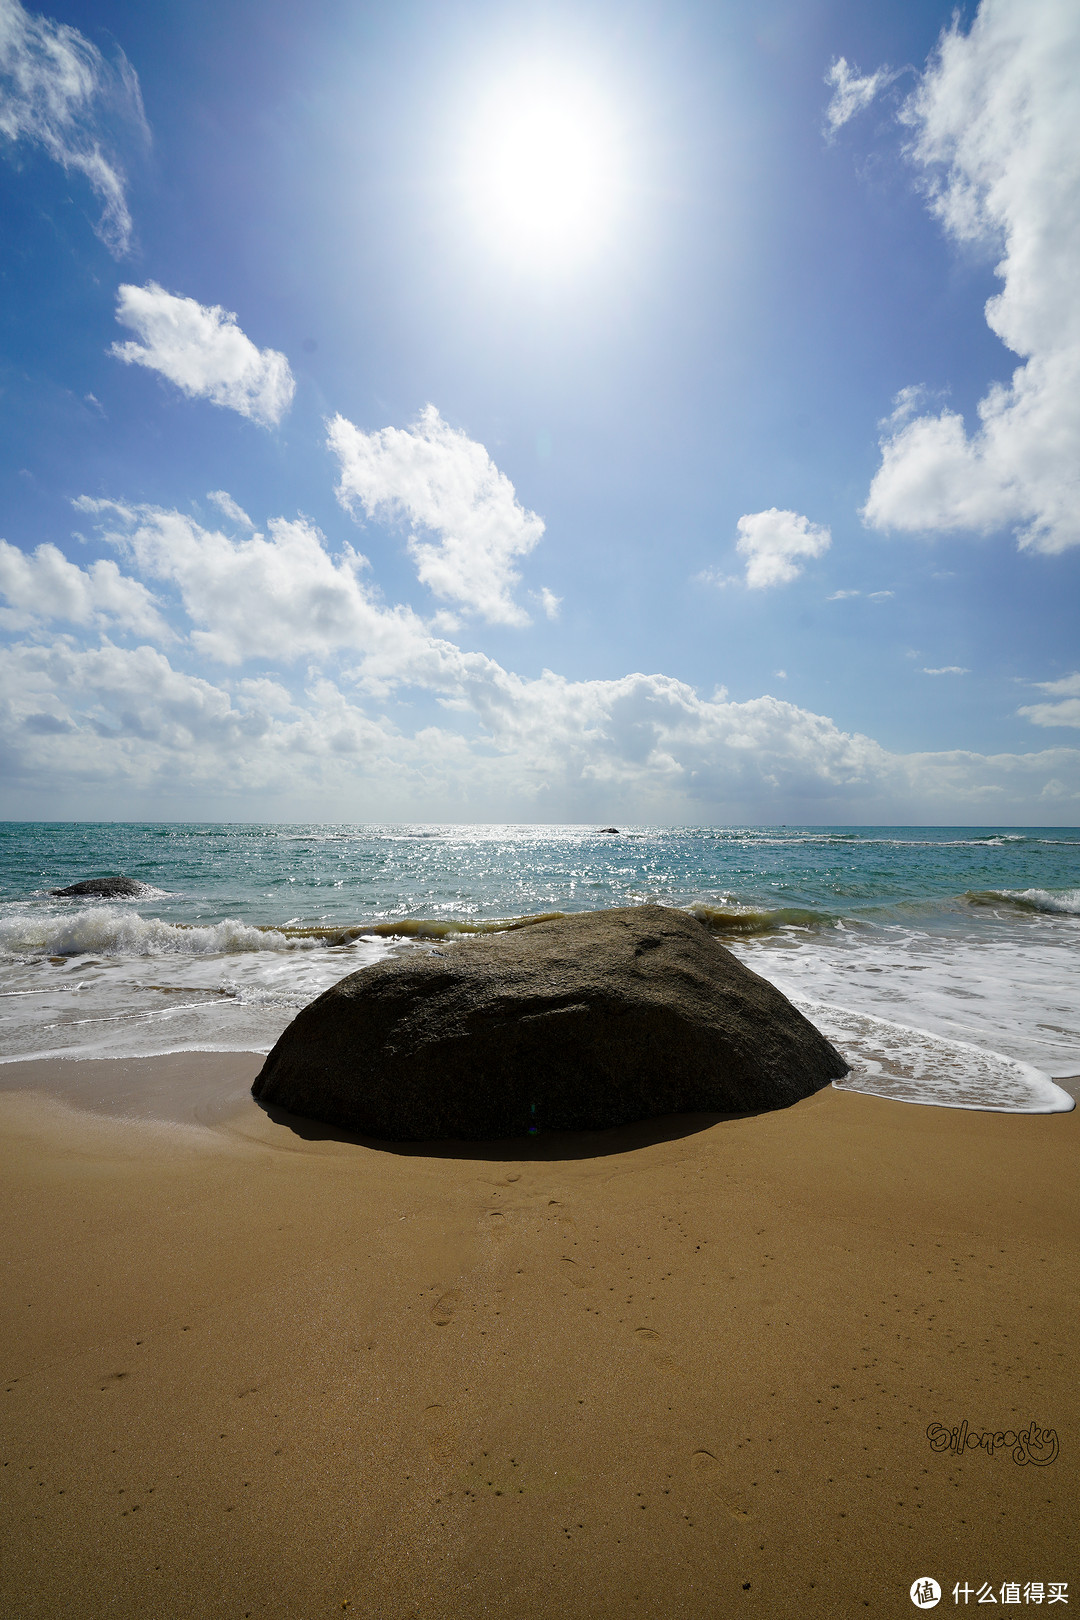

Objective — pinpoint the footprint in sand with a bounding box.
[560,1257,589,1288]
[430,1290,461,1327]
[634,1326,679,1371]
[690,1450,752,1521]
[422,1403,456,1464]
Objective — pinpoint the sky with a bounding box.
[0,0,1078,824]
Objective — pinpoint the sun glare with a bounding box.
[464,75,623,265]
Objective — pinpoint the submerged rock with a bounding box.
[50,876,151,898]
[253,904,848,1141]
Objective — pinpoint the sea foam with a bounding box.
[0,907,324,959]
[799,999,1075,1114]
[976,887,1080,915]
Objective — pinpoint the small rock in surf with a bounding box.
[50,876,151,898]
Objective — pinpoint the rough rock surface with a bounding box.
[50,876,151,898]
[253,905,849,1141]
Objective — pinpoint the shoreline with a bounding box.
[1,1053,1076,1617]
[1,1049,1075,1125]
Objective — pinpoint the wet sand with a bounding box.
[0,1054,1076,1619]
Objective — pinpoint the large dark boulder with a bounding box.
[253,905,849,1141]
[50,876,152,898]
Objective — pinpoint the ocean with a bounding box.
[1,822,1076,1114]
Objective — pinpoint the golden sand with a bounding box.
[0,1054,1076,1618]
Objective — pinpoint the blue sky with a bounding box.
[1,0,1078,822]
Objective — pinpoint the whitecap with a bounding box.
[998,887,1080,916]
[0,907,323,960]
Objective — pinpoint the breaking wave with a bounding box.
[0,901,837,960]
[0,908,325,959]
[688,901,833,936]
[966,888,1080,917]
[283,904,834,944]
[0,906,575,959]
[276,911,568,943]
[3,885,1077,965]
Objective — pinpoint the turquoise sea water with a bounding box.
[1,823,1077,1113]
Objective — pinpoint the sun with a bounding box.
[463,73,623,265]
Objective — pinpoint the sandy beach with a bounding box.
[1,1055,1076,1619]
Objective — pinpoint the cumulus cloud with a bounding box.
[0,538,168,638]
[735,509,831,588]
[327,405,546,625]
[74,498,446,690]
[1018,671,1080,728]
[64,497,894,802]
[0,0,145,252]
[823,56,894,134]
[922,665,969,675]
[3,627,1076,820]
[2,495,1077,819]
[111,284,295,427]
[862,0,1080,553]
[0,636,886,810]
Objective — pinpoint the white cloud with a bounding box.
[111,284,295,427]
[207,490,254,528]
[1033,672,1080,697]
[829,589,860,600]
[823,56,894,134]
[1,496,1077,820]
[862,0,1080,553]
[1019,698,1080,729]
[0,538,168,638]
[237,676,296,714]
[922,665,969,675]
[3,627,1076,821]
[868,590,894,601]
[0,0,144,252]
[1018,671,1080,727]
[74,498,449,690]
[735,508,831,588]
[327,405,545,625]
[538,587,561,620]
